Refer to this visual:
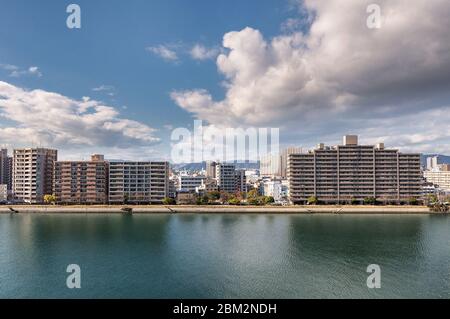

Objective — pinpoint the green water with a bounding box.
[0,213,449,298]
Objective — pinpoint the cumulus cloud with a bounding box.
[171,0,450,153]
[146,45,179,62]
[0,81,159,151]
[190,44,220,60]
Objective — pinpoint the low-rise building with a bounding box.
[178,174,205,192]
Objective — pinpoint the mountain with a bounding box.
[172,161,260,172]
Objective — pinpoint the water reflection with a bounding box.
[0,214,449,298]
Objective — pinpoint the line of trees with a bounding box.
[163,189,275,206]
[306,196,422,206]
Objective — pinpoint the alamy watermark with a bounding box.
[66,4,81,29]
[367,4,382,29]
[170,120,279,164]
[66,264,81,289]
[366,264,381,289]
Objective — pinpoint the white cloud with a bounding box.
[146,45,179,62]
[0,81,160,153]
[190,44,220,60]
[171,0,450,154]
[0,64,42,77]
[92,85,115,92]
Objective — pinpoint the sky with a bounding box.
[0,0,449,161]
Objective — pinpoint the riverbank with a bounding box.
[0,205,434,214]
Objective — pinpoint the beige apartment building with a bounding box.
[13,148,58,203]
[53,154,109,204]
[108,161,169,204]
[423,164,450,192]
[288,136,421,204]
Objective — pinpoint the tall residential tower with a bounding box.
[13,148,57,203]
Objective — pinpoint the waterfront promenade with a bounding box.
[0,205,432,214]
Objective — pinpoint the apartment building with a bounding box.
[424,164,450,192]
[108,161,169,204]
[260,153,282,177]
[0,184,7,202]
[13,148,57,203]
[177,174,205,192]
[260,147,302,178]
[234,169,247,193]
[0,149,12,190]
[205,161,217,179]
[288,135,421,204]
[216,163,236,193]
[53,154,108,204]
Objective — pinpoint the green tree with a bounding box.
[44,194,56,205]
[350,198,359,205]
[196,195,209,205]
[228,197,241,205]
[208,191,221,201]
[307,196,318,205]
[162,197,176,205]
[409,198,419,206]
[263,196,275,205]
[364,197,377,205]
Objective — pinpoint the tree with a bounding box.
[162,197,176,205]
[409,198,419,206]
[263,196,275,205]
[351,198,359,205]
[307,196,318,205]
[364,197,377,205]
[44,194,56,205]
[220,191,232,203]
[228,197,241,205]
[196,195,209,205]
[208,191,221,201]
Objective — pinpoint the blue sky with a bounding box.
[1,0,449,160]
[0,0,302,159]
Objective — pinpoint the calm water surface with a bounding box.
[0,213,449,298]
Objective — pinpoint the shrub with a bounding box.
[307,196,318,205]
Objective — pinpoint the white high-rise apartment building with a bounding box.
[13,148,58,203]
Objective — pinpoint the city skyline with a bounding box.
[1,0,450,161]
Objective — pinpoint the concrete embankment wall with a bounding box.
[0,205,432,214]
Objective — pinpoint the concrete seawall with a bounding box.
[0,205,433,214]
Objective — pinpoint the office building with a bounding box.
[13,148,57,203]
[288,135,422,204]
[109,161,169,204]
[53,154,108,204]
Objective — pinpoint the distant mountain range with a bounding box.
[172,161,260,172]
[421,154,450,167]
